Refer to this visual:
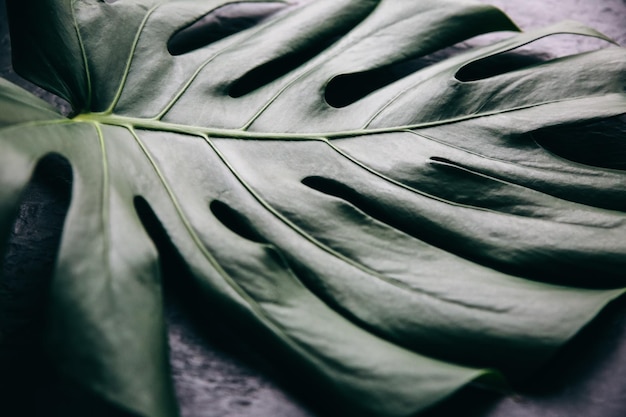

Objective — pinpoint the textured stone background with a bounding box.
[1,1,626,416]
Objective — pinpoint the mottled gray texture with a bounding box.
[1,1,625,416]
[167,302,314,417]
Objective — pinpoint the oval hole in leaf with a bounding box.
[134,195,196,294]
[228,37,343,98]
[168,2,286,56]
[301,175,410,236]
[301,175,514,276]
[456,34,613,82]
[429,156,455,165]
[533,115,626,171]
[1,153,73,415]
[325,64,418,108]
[210,200,267,244]
[2,153,73,277]
[427,157,542,214]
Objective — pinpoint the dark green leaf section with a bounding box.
[1,1,626,416]
[6,0,88,108]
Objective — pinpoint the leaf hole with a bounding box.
[301,175,406,234]
[302,176,357,201]
[534,115,626,172]
[210,200,267,244]
[429,156,455,165]
[133,196,195,297]
[1,153,73,414]
[455,33,613,82]
[168,2,286,56]
[325,63,421,108]
[228,37,343,98]
[2,153,73,280]
[427,157,535,213]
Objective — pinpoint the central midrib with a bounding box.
[71,92,621,141]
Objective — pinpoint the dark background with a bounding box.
[1,1,626,416]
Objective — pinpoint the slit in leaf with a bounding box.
[300,175,464,261]
[2,153,73,277]
[533,115,626,172]
[168,2,286,56]
[1,153,73,416]
[229,37,341,98]
[301,175,406,233]
[325,64,420,108]
[133,195,193,294]
[429,156,455,165]
[426,157,543,215]
[210,200,267,244]
[456,34,613,82]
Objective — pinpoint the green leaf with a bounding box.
[1,1,625,416]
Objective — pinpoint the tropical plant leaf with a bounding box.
[1,0,626,416]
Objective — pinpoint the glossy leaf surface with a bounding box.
[1,1,625,416]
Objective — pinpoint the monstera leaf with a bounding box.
[1,0,626,416]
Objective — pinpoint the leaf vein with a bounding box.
[205,134,505,312]
[94,122,111,274]
[126,125,341,369]
[155,1,298,121]
[71,0,92,108]
[106,3,164,114]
